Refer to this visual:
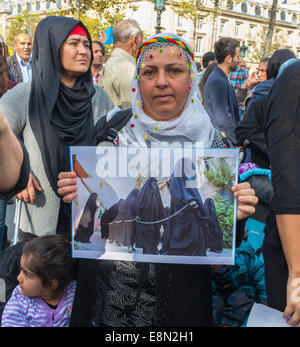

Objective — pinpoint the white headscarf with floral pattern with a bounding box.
[107,33,215,148]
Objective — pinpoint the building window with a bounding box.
[197,18,203,30]
[46,0,51,9]
[220,21,225,34]
[227,0,233,10]
[36,1,40,11]
[241,2,247,13]
[17,4,21,13]
[235,24,240,37]
[287,31,293,45]
[255,5,261,16]
[249,25,255,39]
[281,11,286,21]
[268,9,272,18]
[292,13,297,23]
[56,0,62,8]
[177,15,184,27]
[196,37,202,53]
[247,44,252,58]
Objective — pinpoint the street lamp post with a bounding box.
[154,0,166,34]
[211,0,219,50]
[240,41,247,58]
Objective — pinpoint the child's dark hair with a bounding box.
[22,235,74,293]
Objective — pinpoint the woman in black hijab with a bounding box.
[0,16,113,240]
[263,60,300,327]
[30,17,96,193]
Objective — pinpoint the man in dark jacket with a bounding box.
[204,38,241,145]
[7,33,32,83]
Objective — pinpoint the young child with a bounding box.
[1,235,76,327]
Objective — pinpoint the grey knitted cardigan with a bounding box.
[0,82,114,236]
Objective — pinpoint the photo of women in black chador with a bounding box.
[163,158,208,256]
[204,198,223,252]
[135,177,164,254]
[108,198,126,244]
[160,206,171,254]
[100,203,118,239]
[123,188,139,252]
[75,192,98,243]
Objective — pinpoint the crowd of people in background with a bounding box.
[0,14,299,328]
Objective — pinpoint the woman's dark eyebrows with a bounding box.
[143,64,157,69]
[165,63,185,68]
[67,37,89,43]
[145,63,184,68]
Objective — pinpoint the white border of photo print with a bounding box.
[70,146,239,265]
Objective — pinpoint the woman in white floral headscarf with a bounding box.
[58,33,258,327]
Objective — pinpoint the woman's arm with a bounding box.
[0,112,23,192]
[276,214,300,326]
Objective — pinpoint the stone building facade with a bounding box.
[122,0,300,62]
[1,0,299,64]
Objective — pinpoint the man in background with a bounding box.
[204,38,241,144]
[229,59,249,117]
[198,51,216,83]
[7,33,32,83]
[100,19,143,109]
[229,59,249,93]
[92,41,105,85]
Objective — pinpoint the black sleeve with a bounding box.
[0,140,30,200]
[69,259,100,327]
[265,61,300,214]
[235,95,267,152]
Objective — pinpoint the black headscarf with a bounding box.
[29,16,95,197]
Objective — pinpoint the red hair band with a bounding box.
[69,25,87,37]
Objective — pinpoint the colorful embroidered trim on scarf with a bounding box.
[136,36,194,62]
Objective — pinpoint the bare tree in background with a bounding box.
[263,0,279,58]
